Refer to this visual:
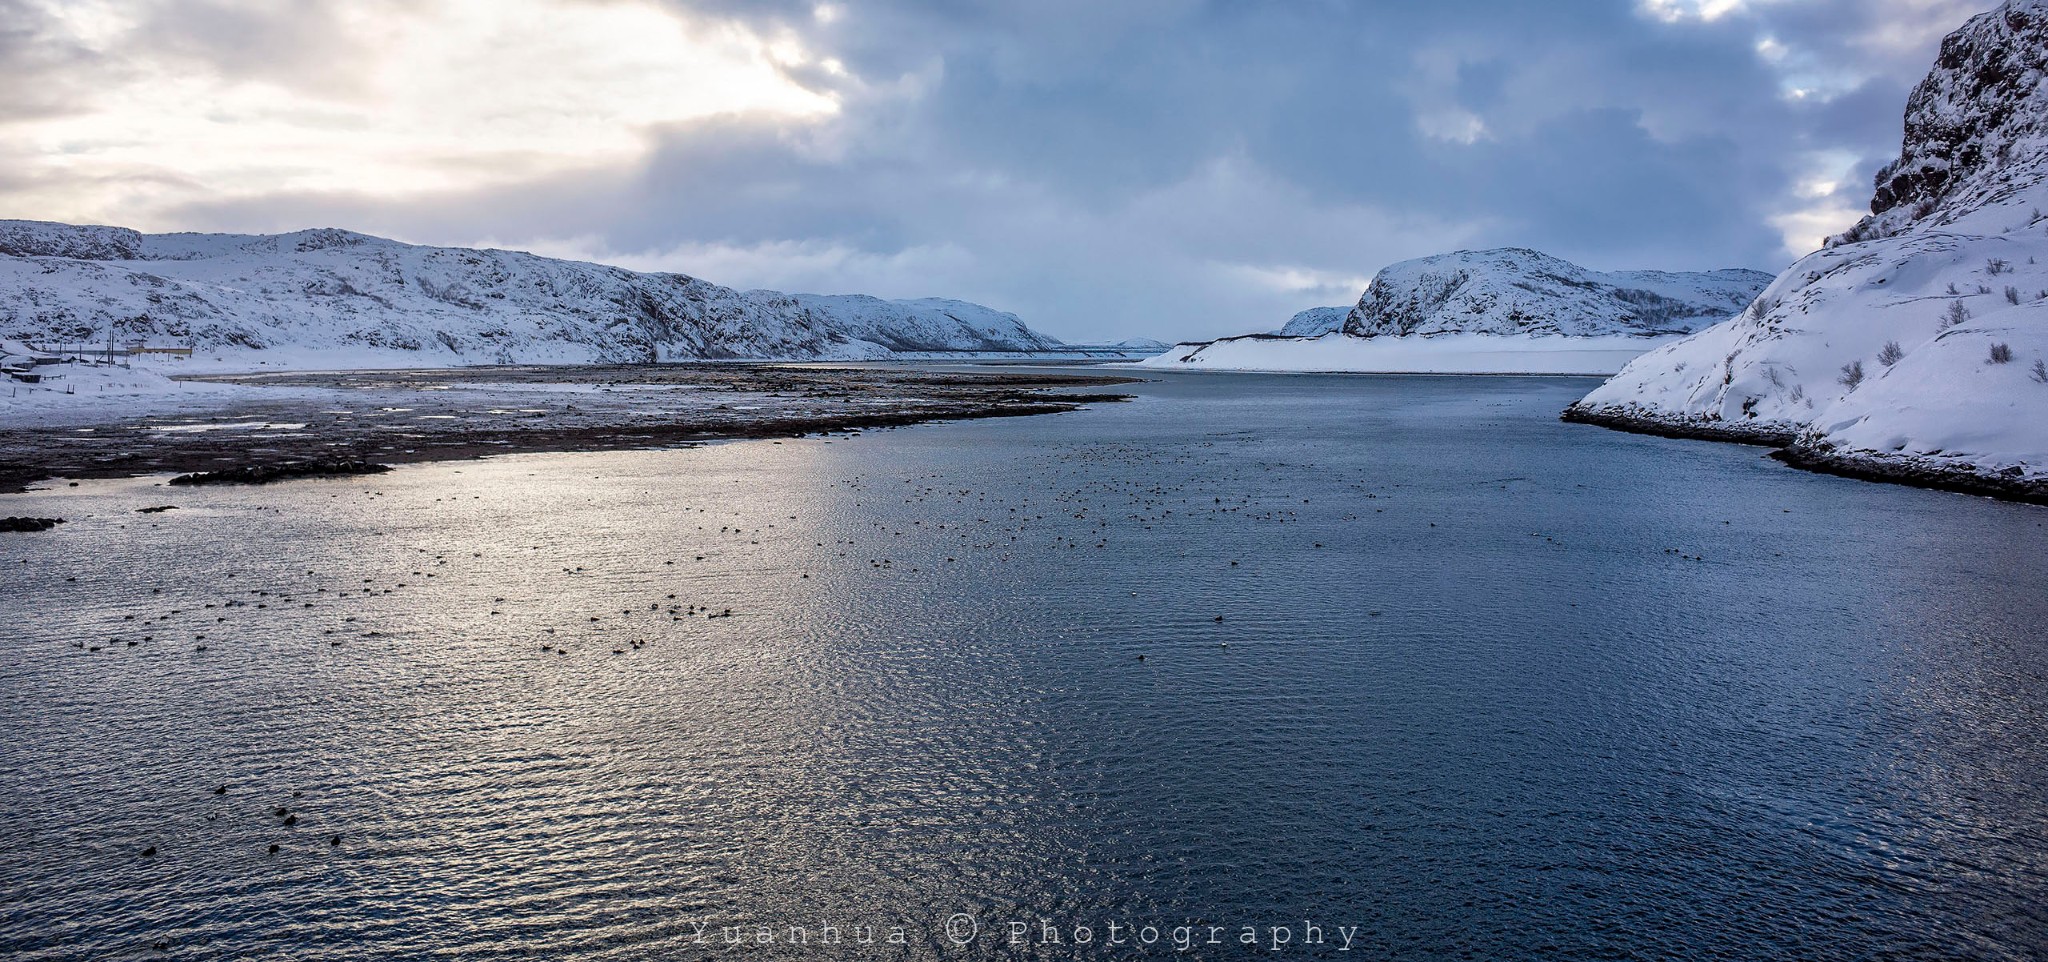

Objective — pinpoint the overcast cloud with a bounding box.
[0,0,1992,341]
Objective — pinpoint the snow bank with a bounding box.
[0,360,261,428]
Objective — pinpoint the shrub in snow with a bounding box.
[1878,341,1905,367]
[1989,343,2015,364]
[1988,257,2012,275]
[1942,301,1974,329]
[1839,359,1865,390]
[2009,285,2024,305]
[2033,359,2048,384]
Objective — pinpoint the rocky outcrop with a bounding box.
[167,459,393,486]
[0,222,141,261]
[1843,0,2048,244]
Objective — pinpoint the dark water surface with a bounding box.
[4,371,2047,960]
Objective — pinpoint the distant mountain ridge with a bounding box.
[0,220,1063,364]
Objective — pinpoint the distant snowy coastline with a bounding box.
[1136,332,1679,376]
[1136,248,1768,376]
[0,219,1157,421]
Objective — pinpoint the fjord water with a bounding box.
[4,371,2046,960]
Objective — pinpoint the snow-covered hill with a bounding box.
[1278,306,1349,337]
[1343,249,1772,339]
[1569,0,2048,500]
[1142,249,1770,374]
[0,220,1064,368]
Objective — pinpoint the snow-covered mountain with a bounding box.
[1143,249,1770,374]
[0,220,1063,366]
[1343,249,1772,338]
[1278,306,1349,337]
[1569,0,2048,498]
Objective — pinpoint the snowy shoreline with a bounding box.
[1561,403,2048,505]
[0,351,1157,430]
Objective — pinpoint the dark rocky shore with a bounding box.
[0,364,1136,492]
[1563,402,2048,506]
[168,459,395,487]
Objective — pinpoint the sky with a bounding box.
[0,0,1996,342]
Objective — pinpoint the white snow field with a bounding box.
[0,352,272,428]
[1570,0,2048,498]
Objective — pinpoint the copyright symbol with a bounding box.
[944,913,978,945]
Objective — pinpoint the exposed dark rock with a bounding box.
[1562,403,2048,505]
[1770,445,2048,505]
[1,366,1136,490]
[0,517,65,532]
[1559,402,1796,447]
[168,459,393,486]
[1837,0,2048,244]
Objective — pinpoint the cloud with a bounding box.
[510,234,982,300]
[1638,0,1754,24]
[0,0,116,123]
[0,0,834,218]
[0,0,1994,342]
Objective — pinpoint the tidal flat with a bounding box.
[0,363,1135,492]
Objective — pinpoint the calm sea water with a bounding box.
[4,371,2047,960]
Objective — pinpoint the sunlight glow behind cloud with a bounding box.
[1638,0,1753,23]
[8,0,837,224]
